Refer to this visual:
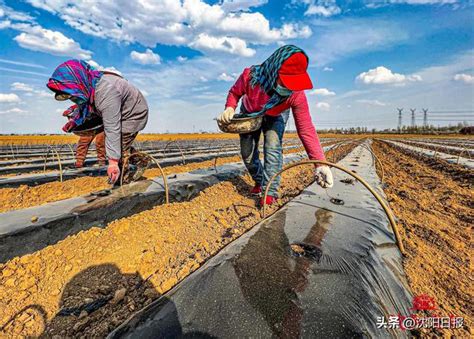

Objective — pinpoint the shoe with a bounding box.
[250,184,262,195]
[130,154,152,181]
[259,195,278,207]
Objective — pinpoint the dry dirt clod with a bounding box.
[111,288,127,304]
[143,288,158,299]
[50,288,61,296]
[290,244,304,254]
[78,310,88,319]
[73,317,90,332]
[30,216,39,223]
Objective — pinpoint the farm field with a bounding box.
[0,134,472,337]
[0,132,470,146]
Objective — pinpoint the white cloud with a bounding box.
[387,0,457,4]
[0,4,33,22]
[407,74,422,82]
[11,82,34,92]
[0,107,27,114]
[0,4,91,59]
[190,34,256,57]
[295,0,341,17]
[305,4,341,17]
[316,102,330,110]
[217,72,236,81]
[177,56,188,62]
[87,60,122,75]
[356,66,422,85]
[13,25,92,59]
[130,49,161,65]
[11,82,52,98]
[36,90,52,98]
[87,60,100,69]
[24,0,311,57]
[220,0,268,11]
[356,99,387,106]
[0,93,20,103]
[0,58,46,69]
[453,73,474,84]
[302,18,412,67]
[323,66,333,72]
[309,88,336,96]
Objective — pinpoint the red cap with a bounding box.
[278,52,313,91]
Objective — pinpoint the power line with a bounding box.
[429,110,474,113]
[412,119,472,122]
[428,113,474,116]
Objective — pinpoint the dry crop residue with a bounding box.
[373,141,473,337]
[0,143,355,337]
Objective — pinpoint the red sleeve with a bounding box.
[225,68,250,109]
[291,92,326,161]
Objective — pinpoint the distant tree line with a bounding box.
[307,122,473,135]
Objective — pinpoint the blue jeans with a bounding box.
[240,110,290,197]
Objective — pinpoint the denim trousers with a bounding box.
[239,110,290,197]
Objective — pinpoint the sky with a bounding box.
[0,0,473,134]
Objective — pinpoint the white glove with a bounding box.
[217,107,235,124]
[315,165,334,188]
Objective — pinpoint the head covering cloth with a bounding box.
[234,45,308,119]
[47,59,103,128]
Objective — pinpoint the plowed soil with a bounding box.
[400,140,473,158]
[0,143,356,337]
[0,146,313,213]
[373,141,473,337]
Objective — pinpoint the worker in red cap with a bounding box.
[217,45,332,206]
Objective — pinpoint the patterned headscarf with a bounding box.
[235,45,307,118]
[61,105,80,132]
[47,60,103,128]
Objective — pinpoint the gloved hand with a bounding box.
[315,165,334,188]
[107,159,120,184]
[217,107,235,124]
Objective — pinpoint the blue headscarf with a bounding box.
[47,59,103,127]
[234,45,307,119]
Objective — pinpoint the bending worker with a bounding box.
[47,60,149,184]
[217,45,333,206]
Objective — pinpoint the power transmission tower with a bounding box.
[422,108,428,127]
[410,108,416,128]
[397,108,403,131]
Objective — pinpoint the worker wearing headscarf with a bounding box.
[47,60,148,183]
[217,45,333,205]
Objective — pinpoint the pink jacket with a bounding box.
[225,68,326,161]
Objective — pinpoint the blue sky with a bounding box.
[0,0,473,133]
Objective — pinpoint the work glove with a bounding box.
[217,107,235,124]
[107,159,120,184]
[315,165,334,188]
